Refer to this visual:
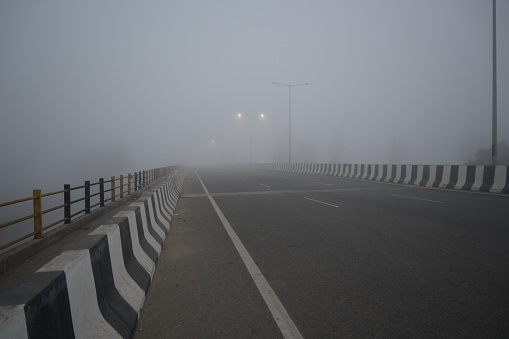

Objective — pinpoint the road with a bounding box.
[135,165,509,338]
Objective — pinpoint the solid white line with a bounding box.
[313,182,332,187]
[390,194,444,204]
[195,171,303,339]
[303,197,339,208]
[259,183,272,189]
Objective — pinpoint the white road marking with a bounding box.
[259,183,272,189]
[313,182,332,187]
[390,194,444,204]
[303,197,339,208]
[195,171,303,339]
[240,177,246,180]
[182,187,369,198]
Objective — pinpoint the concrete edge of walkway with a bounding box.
[0,169,185,339]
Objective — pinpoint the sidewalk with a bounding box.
[0,183,157,296]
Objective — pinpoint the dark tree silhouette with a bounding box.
[466,141,509,165]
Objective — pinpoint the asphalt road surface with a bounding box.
[135,165,509,338]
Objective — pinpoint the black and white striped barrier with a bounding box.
[256,163,509,194]
[0,170,185,338]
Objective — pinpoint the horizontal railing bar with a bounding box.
[41,189,67,198]
[42,203,66,215]
[70,185,86,191]
[42,217,67,231]
[70,196,86,205]
[90,201,102,209]
[0,231,37,252]
[0,196,35,208]
[70,210,85,218]
[89,191,101,199]
[0,213,38,229]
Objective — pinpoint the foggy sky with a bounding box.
[1,0,508,200]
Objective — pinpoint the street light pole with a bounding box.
[492,0,498,165]
[238,113,264,163]
[250,115,253,163]
[272,82,309,164]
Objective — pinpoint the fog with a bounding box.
[1,0,508,201]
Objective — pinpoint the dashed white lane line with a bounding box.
[303,197,339,208]
[390,194,444,204]
[259,183,272,189]
[313,182,332,187]
[195,171,303,339]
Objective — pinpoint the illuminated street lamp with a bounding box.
[272,82,309,164]
[238,113,265,163]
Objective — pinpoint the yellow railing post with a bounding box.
[111,176,116,202]
[33,189,43,239]
[120,175,124,199]
[128,173,132,195]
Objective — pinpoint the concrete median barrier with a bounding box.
[256,163,509,194]
[0,170,185,338]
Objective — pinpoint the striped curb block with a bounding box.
[256,163,509,194]
[0,169,185,338]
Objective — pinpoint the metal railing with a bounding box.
[0,166,176,252]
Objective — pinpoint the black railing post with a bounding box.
[85,181,91,214]
[64,184,71,224]
[143,171,146,187]
[99,178,105,207]
[134,172,138,191]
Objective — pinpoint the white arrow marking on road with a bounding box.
[259,183,271,189]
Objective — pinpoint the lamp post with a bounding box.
[272,82,309,164]
[492,0,498,165]
[238,113,264,163]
